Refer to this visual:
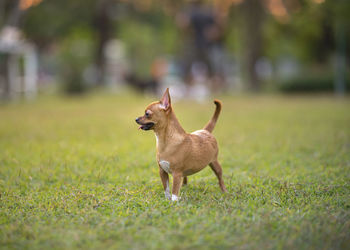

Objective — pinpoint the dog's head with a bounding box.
[135,88,172,131]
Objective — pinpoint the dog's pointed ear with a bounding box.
[160,88,171,110]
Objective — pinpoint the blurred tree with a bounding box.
[262,0,349,92]
[1,0,23,27]
[240,0,265,91]
[94,0,114,85]
[331,0,349,95]
[20,0,117,90]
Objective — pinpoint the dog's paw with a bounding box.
[171,194,179,202]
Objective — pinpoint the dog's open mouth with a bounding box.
[138,122,154,131]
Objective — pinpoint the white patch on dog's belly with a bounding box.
[159,160,171,174]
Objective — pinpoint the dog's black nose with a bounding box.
[135,117,140,123]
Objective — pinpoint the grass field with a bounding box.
[0,92,349,249]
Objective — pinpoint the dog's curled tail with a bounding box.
[203,99,222,133]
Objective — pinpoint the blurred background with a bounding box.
[0,0,349,100]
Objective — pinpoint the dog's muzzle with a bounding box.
[135,118,154,130]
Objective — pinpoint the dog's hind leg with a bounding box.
[209,161,227,192]
[183,177,188,185]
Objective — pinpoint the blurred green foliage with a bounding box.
[265,0,348,63]
[21,0,97,47]
[2,0,349,92]
[118,15,178,77]
[58,28,95,93]
[279,73,350,93]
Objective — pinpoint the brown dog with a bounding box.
[135,88,227,201]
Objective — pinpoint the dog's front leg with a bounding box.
[159,168,171,200]
[171,173,182,201]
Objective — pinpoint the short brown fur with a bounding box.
[136,88,227,200]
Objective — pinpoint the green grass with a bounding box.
[1,93,350,249]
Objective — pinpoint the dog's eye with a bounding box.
[145,112,150,118]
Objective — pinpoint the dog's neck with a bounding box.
[154,110,186,151]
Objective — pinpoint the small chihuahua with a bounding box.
[135,88,227,201]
